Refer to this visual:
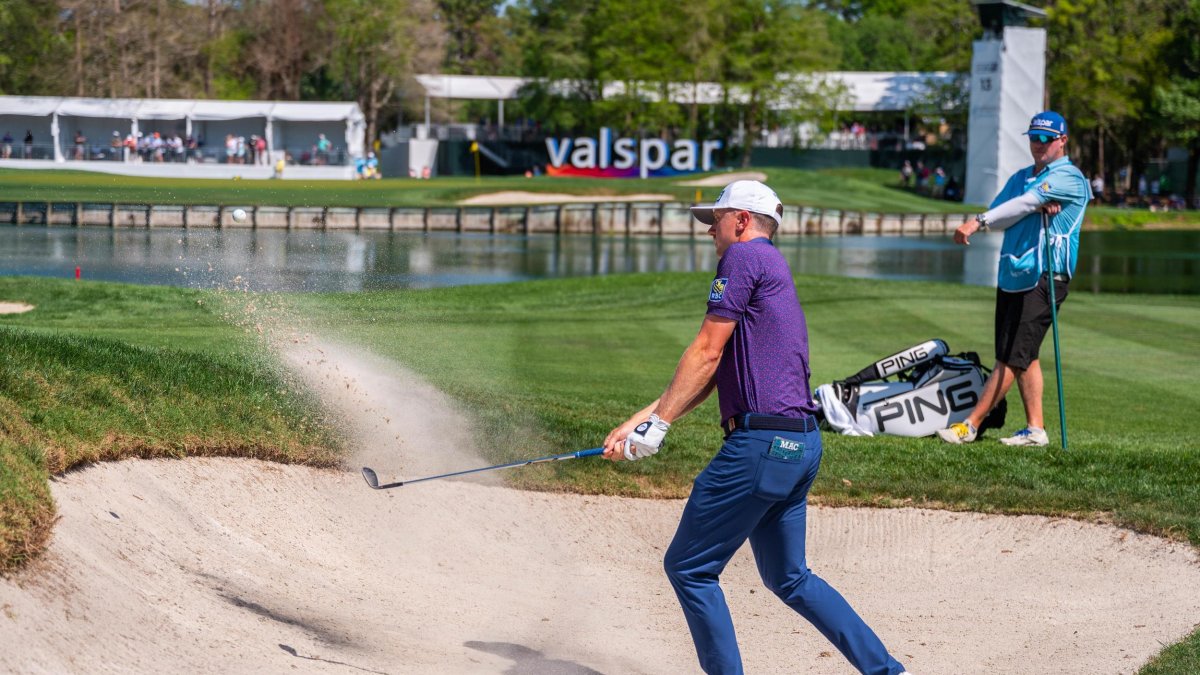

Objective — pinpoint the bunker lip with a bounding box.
[0,302,34,315]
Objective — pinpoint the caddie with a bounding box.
[937,111,1091,446]
[603,180,909,675]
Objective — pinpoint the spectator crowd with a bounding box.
[1,128,346,167]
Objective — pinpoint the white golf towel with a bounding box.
[815,384,874,436]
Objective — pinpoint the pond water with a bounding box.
[0,226,1195,294]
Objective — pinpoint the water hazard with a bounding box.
[0,226,1195,294]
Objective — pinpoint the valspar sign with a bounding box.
[545,128,722,178]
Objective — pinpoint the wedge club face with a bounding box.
[361,467,381,489]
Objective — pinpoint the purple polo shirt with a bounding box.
[706,238,816,423]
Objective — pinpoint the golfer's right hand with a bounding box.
[603,417,639,461]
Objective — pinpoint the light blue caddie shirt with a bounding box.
[992,156,1091,292]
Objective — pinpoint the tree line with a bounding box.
[0,0,1196,202]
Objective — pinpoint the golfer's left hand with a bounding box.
[1042,201,1062,216]
[623,414,670,461]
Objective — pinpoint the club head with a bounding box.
[361,467,380,489]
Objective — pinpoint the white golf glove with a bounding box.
[624,414,670,461]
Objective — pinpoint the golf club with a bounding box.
[362,447,604,490]
[1043,212,1068,449]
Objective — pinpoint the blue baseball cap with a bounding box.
[1025,111,1068,138]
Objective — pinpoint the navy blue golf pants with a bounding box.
[663,427,906,675]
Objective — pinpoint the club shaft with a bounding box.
[378,447,604,488]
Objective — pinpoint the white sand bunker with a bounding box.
[3,341,1199,674]
[458,191,673,206]
[0,302,34,315]
[676,171,768,187]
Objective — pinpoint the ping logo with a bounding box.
[869,378,979,431]
[877,346,929,376]
[710,278,728,301]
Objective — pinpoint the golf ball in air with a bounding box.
[232,208,248,223]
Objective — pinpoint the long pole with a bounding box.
[1043,213,1068,449]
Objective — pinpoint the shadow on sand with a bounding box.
[465,640,604,674]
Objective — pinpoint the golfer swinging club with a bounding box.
[937,111,1090,447]
[604,180,909,675]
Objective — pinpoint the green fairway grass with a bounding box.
[0,166,966,213]
[289,274,1200,546]
[2,273,1198,672]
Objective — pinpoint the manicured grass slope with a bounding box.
[0,167,965,213]
[0,278,338,572]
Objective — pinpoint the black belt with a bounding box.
[723,413,818,438]
[1048,272,1069,282]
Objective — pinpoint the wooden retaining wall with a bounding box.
[0,201,971,236]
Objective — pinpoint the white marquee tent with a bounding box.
[0,96,365,163]
[412,71,959,119]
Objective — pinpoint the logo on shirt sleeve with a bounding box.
[1038,181,1052,194]
[709,278,728,301]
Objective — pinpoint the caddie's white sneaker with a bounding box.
[1000,427,1049,446]
[936,421,977,444]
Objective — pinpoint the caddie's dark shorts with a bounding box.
[995,273,1068,370]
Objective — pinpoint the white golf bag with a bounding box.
[815,339,1006,437]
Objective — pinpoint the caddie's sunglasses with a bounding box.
[1029,133,1059,144]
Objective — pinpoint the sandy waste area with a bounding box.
[3,339,1199,674]
[458,192,674,206]
[0,302,34,315]
[456,171,770,206]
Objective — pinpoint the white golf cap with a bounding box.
[690,180,784,228]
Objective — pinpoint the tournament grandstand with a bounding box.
[0,96,366,180]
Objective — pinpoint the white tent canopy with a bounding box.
[412,71,959,113]
[413,75,526,101]
[0,96,365,163]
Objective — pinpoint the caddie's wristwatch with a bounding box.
[976,213,989,231]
